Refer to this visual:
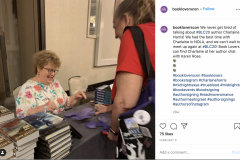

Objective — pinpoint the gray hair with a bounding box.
[114,0,155,25]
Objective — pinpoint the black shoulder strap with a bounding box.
[124,26,155,81]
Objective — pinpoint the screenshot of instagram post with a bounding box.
[0,0,156,159]
[157,0,240,159]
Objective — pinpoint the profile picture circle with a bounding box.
[161,6,168,13]
[161,26,168,33]
[0,149,6,156]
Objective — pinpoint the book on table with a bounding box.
[0,132,14,152]
[1,150,13,160]
[23,153,34,160]
[0,105,14,124]
[54,149,71,160]
[22,112,70,141]
[95,85,112,105]
[70,124,82,139]
[23,112,72,159]
[13,142,36,158]
[37,130,71,148]
[35,140,72,158]
[0,132,14,159]
[14,138,38,151]
[0,117,39,146]
[35,146,71,160]
[12,149,34,159]
[37,136,72,153]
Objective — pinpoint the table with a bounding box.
[58,103,117,159]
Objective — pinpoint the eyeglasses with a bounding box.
[43,68,59,75]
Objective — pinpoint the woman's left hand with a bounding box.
[74,91,87,100]
[107,130,118,141]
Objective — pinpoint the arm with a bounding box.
[94,104,113,115]
[26,105,44,116]
[26,101,57,116]
[108,71,143,140]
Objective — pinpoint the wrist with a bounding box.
[74,94,77,100]
[40,105,44,112]
[109,127,118,136]
[70,96,76,104]
[107,105,113,112]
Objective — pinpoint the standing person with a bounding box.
[16,50,86,118]
[94,0,155,141]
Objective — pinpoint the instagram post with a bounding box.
[157,0,240,159]
[0,0,155,159]
[1,0,240,159]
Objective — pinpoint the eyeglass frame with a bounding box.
[43,68,59,75]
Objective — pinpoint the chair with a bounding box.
[13,86,21,101]
[68,76,88,96]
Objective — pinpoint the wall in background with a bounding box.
[45,0,117,90]
[0,0,22,95]
[94,0,120,66]
[17,0,39,85]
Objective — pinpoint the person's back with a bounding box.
[111,0,155,101]
[112,22,155,101]
[94,2,155,158]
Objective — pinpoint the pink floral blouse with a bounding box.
[16,79,71,118]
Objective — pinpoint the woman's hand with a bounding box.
[45,101,58,112]
[94,104,112,115]
[74,91,87,100]
[70,91,87,106]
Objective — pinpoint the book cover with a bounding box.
[0,118,38,143]
[0,133,13,149]
[0,106,12,118]
[22,112,69,139]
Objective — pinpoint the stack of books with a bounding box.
[95,85,112,105]
[0,117,39,159]
[0,105,14,125]
[22,112,72,159]
[0,132,14,159]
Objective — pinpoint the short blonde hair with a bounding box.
[114,0,155,25]
[33,50,61,74]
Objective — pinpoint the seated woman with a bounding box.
[16,50,86,118]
